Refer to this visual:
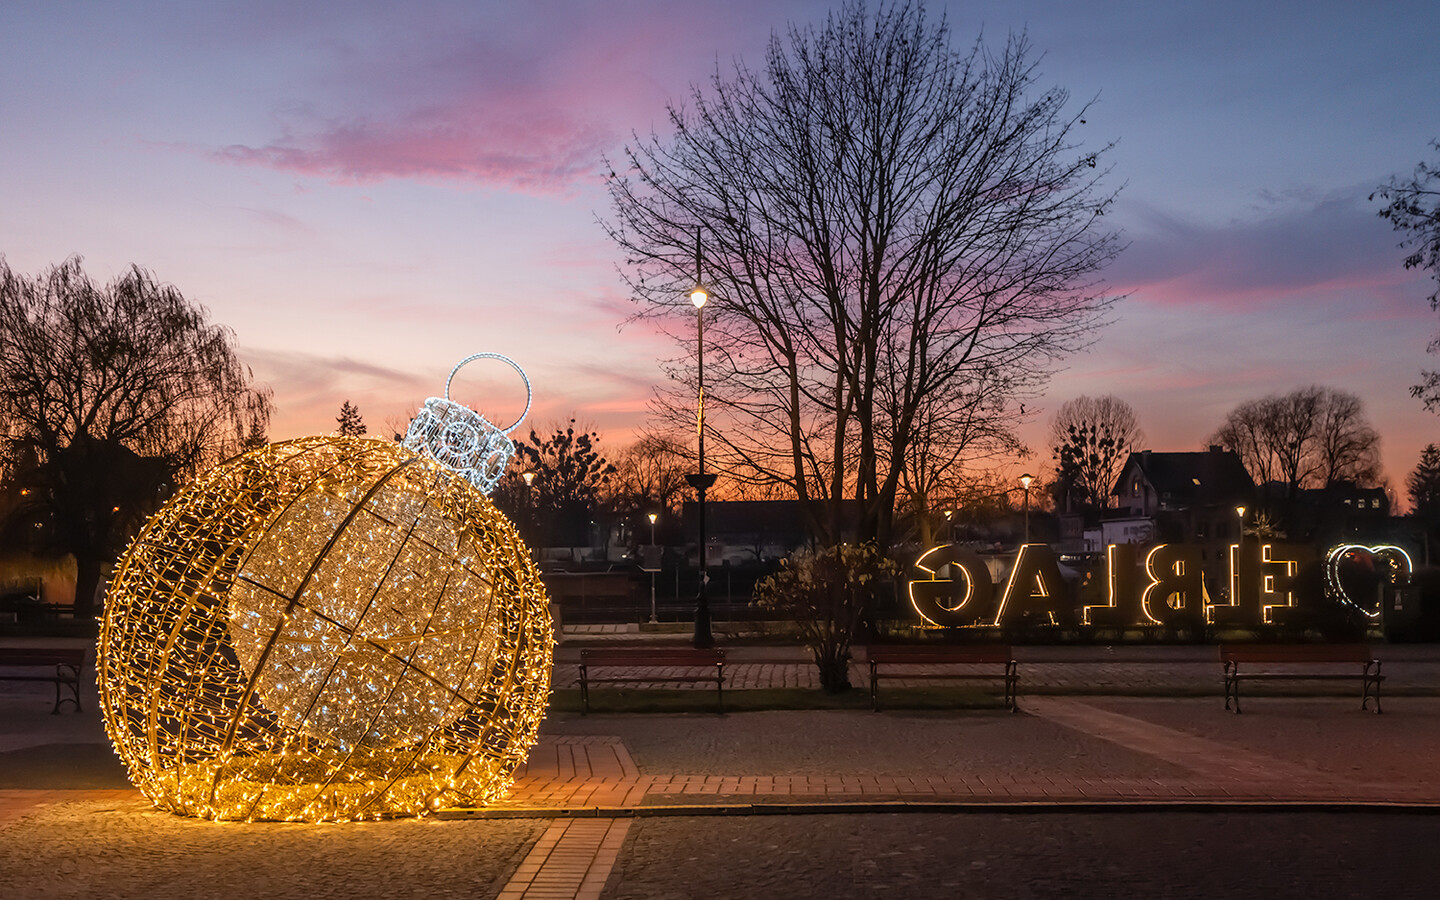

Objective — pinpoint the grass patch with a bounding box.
[549,685,1007,714]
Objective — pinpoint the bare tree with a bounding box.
[1373,141,1440,409]
[609,433,692,518]
[603,432,693,549]
[1209,386,1380,496]
[0,256,273,617]
[604,1,1122,550]
[896,367,1025,545]
[510,420,617,549]
[1048,395,1144,513]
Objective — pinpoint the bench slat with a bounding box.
[0,648,85,713]
[0,648,86,666]
[1219,644,1374,664]
[581,649,723,665]
[577,647,725,714]
[1219,644,1382,714]
[868,647,1014,665]
[868,645,1018,712]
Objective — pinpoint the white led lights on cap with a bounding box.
[403,353,531,495]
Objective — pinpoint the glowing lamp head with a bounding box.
[690,286,709,309]
[1236,505,1246,519]
[648,512,658,525]
[522,470,536,487]
[1020,473,1034,490]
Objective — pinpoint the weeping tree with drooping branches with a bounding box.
[0,256,272,618]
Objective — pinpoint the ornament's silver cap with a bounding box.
[402,353,530,495]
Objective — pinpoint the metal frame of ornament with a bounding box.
[97,436,552,823]
[402,353,532,495]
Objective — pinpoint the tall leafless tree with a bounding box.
[0,256,273,617]
[1048,394,1144,513]
[604,1,1123,549]
[608,433,693,518]
[1208,386,1381,497]
[601,432,694,548]
[895,365,1024,545]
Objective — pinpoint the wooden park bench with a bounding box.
[0,646,85,713]
[1220,644,1383,714]
[577,647,726,714]
[867,644,1019,712]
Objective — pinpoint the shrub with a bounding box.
[753,543,899,693]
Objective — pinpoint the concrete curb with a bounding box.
[438,798,1440,819]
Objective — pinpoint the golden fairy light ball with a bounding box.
[97,436,553,822]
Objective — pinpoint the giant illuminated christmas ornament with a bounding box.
[98,355,551,822]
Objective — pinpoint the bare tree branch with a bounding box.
[603,1,1123,549]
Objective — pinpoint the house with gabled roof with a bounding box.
[1112,447,1257,572]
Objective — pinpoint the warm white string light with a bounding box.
[98,436,552,822]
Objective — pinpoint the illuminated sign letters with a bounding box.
[908,541,1409,629]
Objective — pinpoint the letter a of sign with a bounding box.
[995,544,1071,626]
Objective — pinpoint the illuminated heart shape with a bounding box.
[1324,544,1413,617]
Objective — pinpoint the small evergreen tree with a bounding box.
[1408,444,1440,521]
[336,400,366,437]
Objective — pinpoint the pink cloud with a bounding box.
[215,108,611,192]
[199,1,809,192]
[1110,189,1416,313]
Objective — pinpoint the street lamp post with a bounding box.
[648,512,659,625]
[684,227,717,649]
[1020,473,1034,545]
[522,470,536,560]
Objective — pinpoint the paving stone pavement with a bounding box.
[6,637,1440,898]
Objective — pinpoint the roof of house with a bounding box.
[1119,449,1256,507]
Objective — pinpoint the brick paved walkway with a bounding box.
[498,818,630,900]
[469,702,1440,817]
[455,695,1440,896]
[8,637,1440,899]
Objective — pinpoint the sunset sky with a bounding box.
[3,1,1438,499]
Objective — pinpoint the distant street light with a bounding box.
[1020,473,1034,545]
[684,226,718,649]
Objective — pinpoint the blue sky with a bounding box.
[2,0,1437,495]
